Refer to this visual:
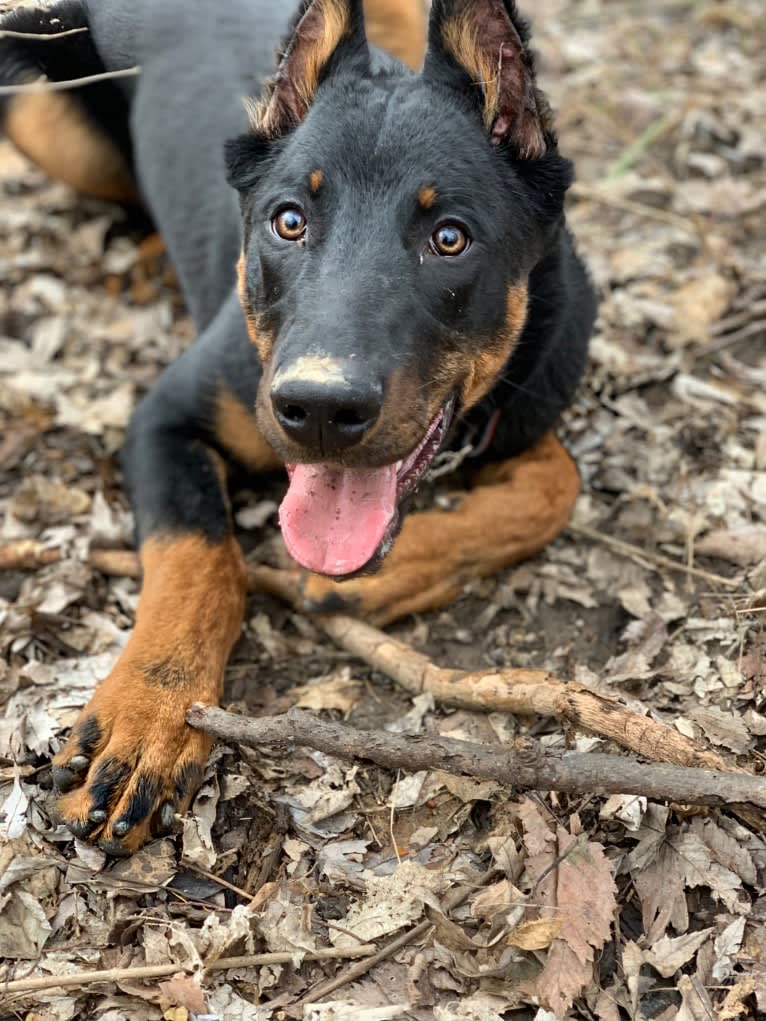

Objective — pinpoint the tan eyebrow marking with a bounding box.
[417,184,437,210]
[309,168,323,194]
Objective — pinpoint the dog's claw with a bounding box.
[69,816,100,840]
[156,800,177,835]
[98,838,132,858]
[52,766,80,793]
[53,755,91,793]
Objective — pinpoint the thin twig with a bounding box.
[606,112,678,178]
[301,919,432,1005]
[179,861,253,903]
[295,868,496,1005]
[702,320,765,358]
[567,522,741,589]
[0,945,375,997]
[0,27,88,41]
[0,65,140,96]
[187,706,766,809]
[710,300,766,336]
[569,183,694,232]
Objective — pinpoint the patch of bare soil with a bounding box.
[1,1,765,1018]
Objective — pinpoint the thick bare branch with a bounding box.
[315,614,735,773]
[186,705,766,809]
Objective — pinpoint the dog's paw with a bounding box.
[52,661,211,856]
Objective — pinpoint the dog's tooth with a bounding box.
[396,460,403,471]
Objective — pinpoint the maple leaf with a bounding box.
[519,801,617,1018]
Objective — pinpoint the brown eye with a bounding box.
[272,206,306,241]
[430,222,469,257]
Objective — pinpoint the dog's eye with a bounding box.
[272,206,307,241]
[430,223,469,257]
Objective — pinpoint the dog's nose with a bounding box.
[271,368,383,452]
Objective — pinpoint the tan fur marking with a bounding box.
[300,0,352,108]
[505,280,528,338]
[6,92,137,202]
[364,0,428,70]
[236,251,273,362]
[272,355,348,390]
[309,168,324,194]
[215,387,283,471]
[463,282,528,410]
[417,184,437,210]
[257,0,352,135]
[442,13,500,131]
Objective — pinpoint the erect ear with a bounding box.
[423,0,553,159]
[251,0,369,140]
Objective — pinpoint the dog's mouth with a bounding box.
[279,395,456,577]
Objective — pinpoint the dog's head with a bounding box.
[226,0,572,578]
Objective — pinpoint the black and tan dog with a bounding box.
[1,0,596,854]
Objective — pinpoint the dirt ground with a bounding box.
[1,0,765,1018]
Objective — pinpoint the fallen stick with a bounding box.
[0,945,376,998]
[567,522,740,589]
[0,540,139,577]
[312,614,735,774]
[186,706,766,809]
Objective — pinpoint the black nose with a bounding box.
[271,368,383,453]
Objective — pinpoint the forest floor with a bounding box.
[1,0,765,1018]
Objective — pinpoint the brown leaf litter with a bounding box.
[1,0,766,1017]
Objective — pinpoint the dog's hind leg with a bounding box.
[258,432,581,628]
[0,2,136,202]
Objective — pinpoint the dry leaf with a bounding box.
[304,1005,410,1021]
[644,927,713,978]
[677,974,714,1021]
[519,802,617,1016]
[0,889,52,959]
[696,525,766,566]
[718,976,758,1020]
[669,272,735,346]
[197,903,256,961]
[0,770,29,839]
[331,861,446,947]
[689,705,751,753]
[711,916,746,983]
[159,973,207,1013]
[292,669,363,713]
[508,918,562,951]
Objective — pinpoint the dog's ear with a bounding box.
[252,0,368,139]
[423,0,553,158]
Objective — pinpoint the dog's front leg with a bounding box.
[260,432,579,628]
[52,386,246,855]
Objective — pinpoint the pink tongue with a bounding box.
[279,463,397,576]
